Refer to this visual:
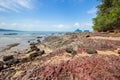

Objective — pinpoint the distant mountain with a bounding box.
[0,28,18,32]
[84,30,90,32]
[75,29,82,32]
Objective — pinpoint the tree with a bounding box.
[93,0,120,32]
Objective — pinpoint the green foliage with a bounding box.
[93,0,120,32]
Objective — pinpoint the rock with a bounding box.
[66,48,73,53]
[66,48,77,57]
[4,33,18,35]
[30,42,36,46]
[7,43,20,48]
[3,55,20,67]
[2,43,20,51]
[0,61,4,71]
[39,50,45,55]
[37,39,41,44]
[86,35,90,38]
[71,50,77,56]
[37,36,42,38]
[30,45,34,49]
[20,58,29,63]
[12,59,20,64]
[118,49,120,54]
[3,55,14,61]
[28,40,31,43]
[30,45,40,51]
[36,48,40,51]
[86,48,98,54]
[14,55,120,80]
[29,52,39,60]
[5,58,19,67]
[17,52,21,54]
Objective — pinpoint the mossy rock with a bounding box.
[30,45,40,51]
[0,61,4,71]
[29,52,39,60]
[118,50,120,54]
[3,55,14,61]
[20,57,30,63]
[71,50,77,56]
[86,35,90,38]
[39,50,45,55]
[5,59,19,67]
[66,48,73,53]
[86,48,98,54]
[66,48,77,57]
[30,42,36,46]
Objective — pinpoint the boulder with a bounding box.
[30,45,40,51]
[30,45,35,48]
[86,35,90,38]
[29,52,39,60]
[20,58,29,63]
[7,43,19,47]
[71,50,77,56]
[3,55,14,61]
[4,33,18,35]
[86,48,98,54]
[37,39,41,44]
[66,48,73,53]
[39,50,45,55]
[30,42,36,46]
[0,61,4,71]
[28,40,31,43]
[118,49,120,54]
[5,59,19,67]
[37,36,42,38]
[66,48,77,57]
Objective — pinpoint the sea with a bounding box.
[0,31,69,51]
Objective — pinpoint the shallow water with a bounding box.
[0,31,67,52]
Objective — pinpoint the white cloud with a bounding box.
[53,24,67,29]
[12,0,33,9]
[0,22,28,30]
[0,22,6,28]
[52,24,71,31]
[74,22,80,28]
[53,24,65,29]
[87,7,97,14]
[0,21,93,31]
[0,0,34,12]
[73,22,93,31]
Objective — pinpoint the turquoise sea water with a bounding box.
[0,31,68,49]
[0,31,70,52]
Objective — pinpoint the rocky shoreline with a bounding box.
[0,32,120,80]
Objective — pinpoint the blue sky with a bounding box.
[0,0,100,31]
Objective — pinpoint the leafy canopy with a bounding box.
[93,0,120,32]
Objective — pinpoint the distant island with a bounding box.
[84,30,90,32]
[75,29,82,32]
[0,28,18,32]
[75,29,90,32]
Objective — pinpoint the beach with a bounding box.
[0,32,120,80]
[0,0,120,79]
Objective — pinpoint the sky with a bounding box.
[0,0,100,31]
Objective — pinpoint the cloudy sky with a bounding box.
[0,0,100,31]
